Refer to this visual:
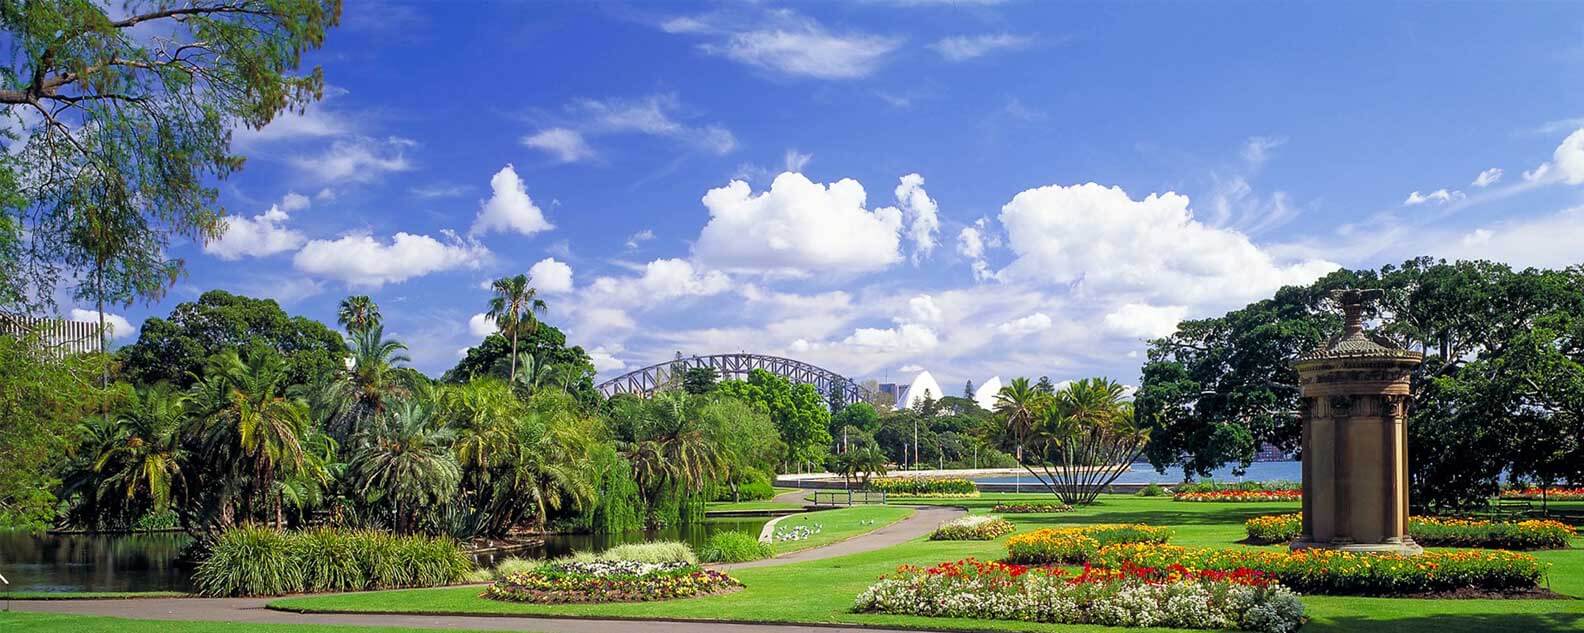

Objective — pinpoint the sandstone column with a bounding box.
[1291,289,1423,555]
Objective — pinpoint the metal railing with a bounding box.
[811,489,887,506]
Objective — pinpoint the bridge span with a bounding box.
[596,353,878,409]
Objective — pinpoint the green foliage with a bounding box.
[1245,513,1576,550]
[490,557,540,581]
[0,1,340,315]
[1137,258,1584,511]
[1137,483,1166,497]
[717,368,832,468]
[0,333,107,529]
[598,541,698,564]
[445,327,598,404]
[116,290,347,388]
[195,526,469,597]
[682,366,719,394]
[348,400,461,534]
[1174,479,1299,494]
[869,476,977,496]
[699,531,773,563]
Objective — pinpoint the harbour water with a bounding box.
[972,460,1303,485]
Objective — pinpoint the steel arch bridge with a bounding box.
[596,353,878,408]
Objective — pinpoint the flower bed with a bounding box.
[1093,543,1546,596]
[869,476,979,497]
[1174,489,1302,502]
[1244,513,1575,550]
[853,558,1304,633]
[991,502,1073,513]
[930,515,1016,541]
[1005,524,1172,564]
[1502,487,1584,501]
[484,559,741,603]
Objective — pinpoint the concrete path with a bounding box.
[11,500,966,633]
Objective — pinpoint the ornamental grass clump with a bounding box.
[1005,524,1172,564]
[991,502,1073,513]
[600,541,698,564]
[484,559,741,604]
[930,515,1016,541]
[699,531,773,563]
[1244,513,1575,550]
[1093,543,1546,596]
[853,558,1304,633]
[869,476,979,497]
[194,526,471,597]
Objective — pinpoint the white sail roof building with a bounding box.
[893,370,944,410]
[972,376,1003,410]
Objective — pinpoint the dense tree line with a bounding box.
[1136,257,1584,511]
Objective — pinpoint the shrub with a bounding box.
[1175,479,1300,494]
[1094,543,1546,596]
[699,531,774,563]
[193,526,471,597]
[600,541,698,565]
[195,525,302,597]
[733,479,776,501]
[491,557,541,581]
[868,476,979,497]
[854,558,1304,633]
[992,502,1073,513]
[1502,486,1584,501]
[1174,489,1301,502]
[1137,483,1166,497]
[1004,524,1172,564]
[930,515,1016,541]
[484,559,741,603]
[1243,513,1576,550]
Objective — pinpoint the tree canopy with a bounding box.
[117,290,347,388]
[717,368,832,468]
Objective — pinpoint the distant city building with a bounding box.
[885,370,1004,412]
[1254,442,1294,462]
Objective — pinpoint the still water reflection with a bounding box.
[1,517,770,594]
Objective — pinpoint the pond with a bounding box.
[0,516,770,594]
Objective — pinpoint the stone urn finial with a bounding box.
[1329,288,1381,336]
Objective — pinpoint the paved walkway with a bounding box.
[12,499,966,633]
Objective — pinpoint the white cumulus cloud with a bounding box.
[995,312,1052,336]
[293,230,489,288]
[697,17,902,80]
[205,203,306,260]
[1103,303,1187,338]
[1525,128,1584,185]
[1472,167,1503,188]
[588,345,628,372]
[467,313,498,337]
[470,164,554,237]
[694,172,904,275]
[892,173,940,261]
[1403,189,1465,206]
[528,257,574,293]
[289,136,413,183]
[843,323,939,352]
[907,294,942,324]
[997,182,1337,305]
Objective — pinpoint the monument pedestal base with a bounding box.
[1290,537,1423,556]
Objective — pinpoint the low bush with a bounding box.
[854,558,1304,633]
[1094,543,1546,596]
[598,541,698,565]
[1243,513,1575,550]
[1501,486,1584,501]
[1004,524,1172,564]
[1174,489,1301,502]
[1174,479,1300,494]
[1137,483,1166,497]
[699,531,773,563]
[991,502,1072,513]
[868,476,979,497]
[484,559,741,604]
[929,515,1015,541]
[194,526,471,597]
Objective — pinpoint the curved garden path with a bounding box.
[12,498,967,633]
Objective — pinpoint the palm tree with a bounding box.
[498,409,595,530]
[94,385,188,516]
[993,377,1046,463]
[337,295,382,335]
[486,274,546,383]
[349,400,460,534]
[222,350,314,527]
[314,325,415,442]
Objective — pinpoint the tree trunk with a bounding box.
[509,327,519,382]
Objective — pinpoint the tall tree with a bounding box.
[312,325,415,443]
[0,332,108,529]
[0,0,341,315]
[349,399,459,534]
[336,295,381,335]
[486,274,546,383]
[993,377,1045,463]
[117,290,346,388]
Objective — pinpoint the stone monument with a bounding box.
[1291,289,1424,555]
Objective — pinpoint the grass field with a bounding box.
[765,504,912,554]
[272,493,1584,633]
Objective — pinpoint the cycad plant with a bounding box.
[1006,377,1149,506]
[349,400,460,534]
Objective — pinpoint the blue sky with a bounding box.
[74,0,1584,390]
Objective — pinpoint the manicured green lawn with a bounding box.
[704,499,805,512]
[0,611,525,633]
[271,493,1584,632]
[768,504,912,554]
